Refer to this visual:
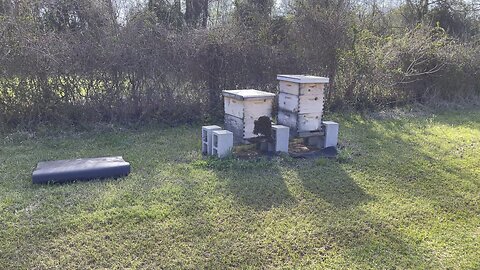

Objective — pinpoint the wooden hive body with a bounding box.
[222,89,275,144]
[276,75,329,136]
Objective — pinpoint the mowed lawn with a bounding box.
[1,109,479,269]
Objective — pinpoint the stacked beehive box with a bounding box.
[277,75,330,136]
[222,89,276,144]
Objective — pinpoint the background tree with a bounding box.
[148,0,184,29]
[0,0,479,128]
[185,0,209,27]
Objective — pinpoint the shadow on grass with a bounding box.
[195,158,296,211]
[4,118,478,268]
[341,114,479,216]
[291,160,372,208]
[192,153,440,268]
[196,154,372,211]
[329,209,441,268]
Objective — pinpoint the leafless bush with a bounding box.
[334,25,480,109]
[0,0,479,129]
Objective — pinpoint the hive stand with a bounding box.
[202,125,222,155]
[303,121,340,149]
[256,125,290,153]
[322,121,339,148]
[212,130,234,158]
[270,125,290,153]
[222,89,275,145]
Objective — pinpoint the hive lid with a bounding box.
[222,89,276,100]
[277,75,330,84]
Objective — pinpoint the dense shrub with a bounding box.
[334,25,480,110]
[0,0,479,129]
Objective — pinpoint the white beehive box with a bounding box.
[222,89,275,144]
[277,75,329,136]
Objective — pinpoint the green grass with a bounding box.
[1,109,479,269]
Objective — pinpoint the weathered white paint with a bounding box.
[278,93,299,112]
[278,81,300,96]
[212,130,233,158]
[278,92,324,114]
[278,110,322,133]
[299,83,325,96]
[277,75,329,135]
[244,99,274,121]
[223,89,275,143]
[298,112,323,131]
[224,114,244,144]
[225,117,268,141]
[277,110,298,131]
[223,98,245,118]
[243,120,257,139]
[224,97,274,119]
[299,93,324,114]
[279,81,325,96]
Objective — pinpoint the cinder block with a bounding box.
[202,125,222,155]
[271,125,290,153]
[212,130,233,158]
[322,121,339,148]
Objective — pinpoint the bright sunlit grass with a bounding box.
[0,109,479,269]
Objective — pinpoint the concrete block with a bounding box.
[202,125,222,155]
[271,125,290,153]
[322,121,339,148]
[212,130,233,158]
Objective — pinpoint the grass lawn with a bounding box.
[1,109,479,269]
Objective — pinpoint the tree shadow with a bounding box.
[202,159,297,211]
[328,209,442,268]
[203,153,372,212]
[196,155,440,267]
[6,118,478,268]
[289,159,373,208]
[340,115,480,216]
